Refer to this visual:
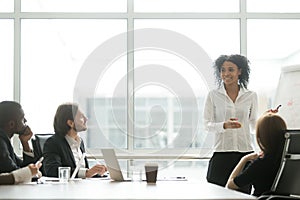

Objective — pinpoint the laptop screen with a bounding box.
[101,149,129,181]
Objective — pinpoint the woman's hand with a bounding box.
[266,105,281,114]
[223,118,242,129]
[241,152,260,163]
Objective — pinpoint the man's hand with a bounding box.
[19,126,33,152]
[86,164,107,178]
[28,163,42,178]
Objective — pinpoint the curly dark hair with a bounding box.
[212,54,250,89]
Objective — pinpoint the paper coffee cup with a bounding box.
[144,163,158,183]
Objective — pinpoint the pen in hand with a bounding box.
[35,156,44,167]
[269,104,281,113]
[276,105,282,110]
[29,157,43,180]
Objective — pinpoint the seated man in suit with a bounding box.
[0,101,39,173]
[0,163,42,185]
[43,103,107,178]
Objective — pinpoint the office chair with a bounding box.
[258,130,300,200]
[31,133,53,174]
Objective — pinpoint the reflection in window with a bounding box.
[87,98,127,148]
[133,48,211,149]
[134,96,207,149]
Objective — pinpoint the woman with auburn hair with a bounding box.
[226,112,287,196]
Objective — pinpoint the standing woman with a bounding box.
[204,54,258,192]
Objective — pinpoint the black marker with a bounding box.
[276,105,282,110]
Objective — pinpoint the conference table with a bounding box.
[0,177,256,200]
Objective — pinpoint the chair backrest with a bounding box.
[271,130,300,196]
[32,133,54,159]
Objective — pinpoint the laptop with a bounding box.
[101,149,131,181]
[101,149,188,182]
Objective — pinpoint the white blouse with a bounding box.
[203,85,258,152]
[12,166,32,184]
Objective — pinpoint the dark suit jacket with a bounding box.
[0,129,35,173]
[0,173,14,185]
[43,133,89,178]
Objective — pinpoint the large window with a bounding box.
[21,19,126,136]
[247,0,300,13]
[0,0,13,12]
[0,20,13,101]
[2,0,300,156]
[134,0,239,12]
[21,0,126,12]
[134,20,239,150]
[247,19,300,113]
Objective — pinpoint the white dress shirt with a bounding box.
[12,166,32,184]
[203,84,258,152]
[65,135,87,178]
